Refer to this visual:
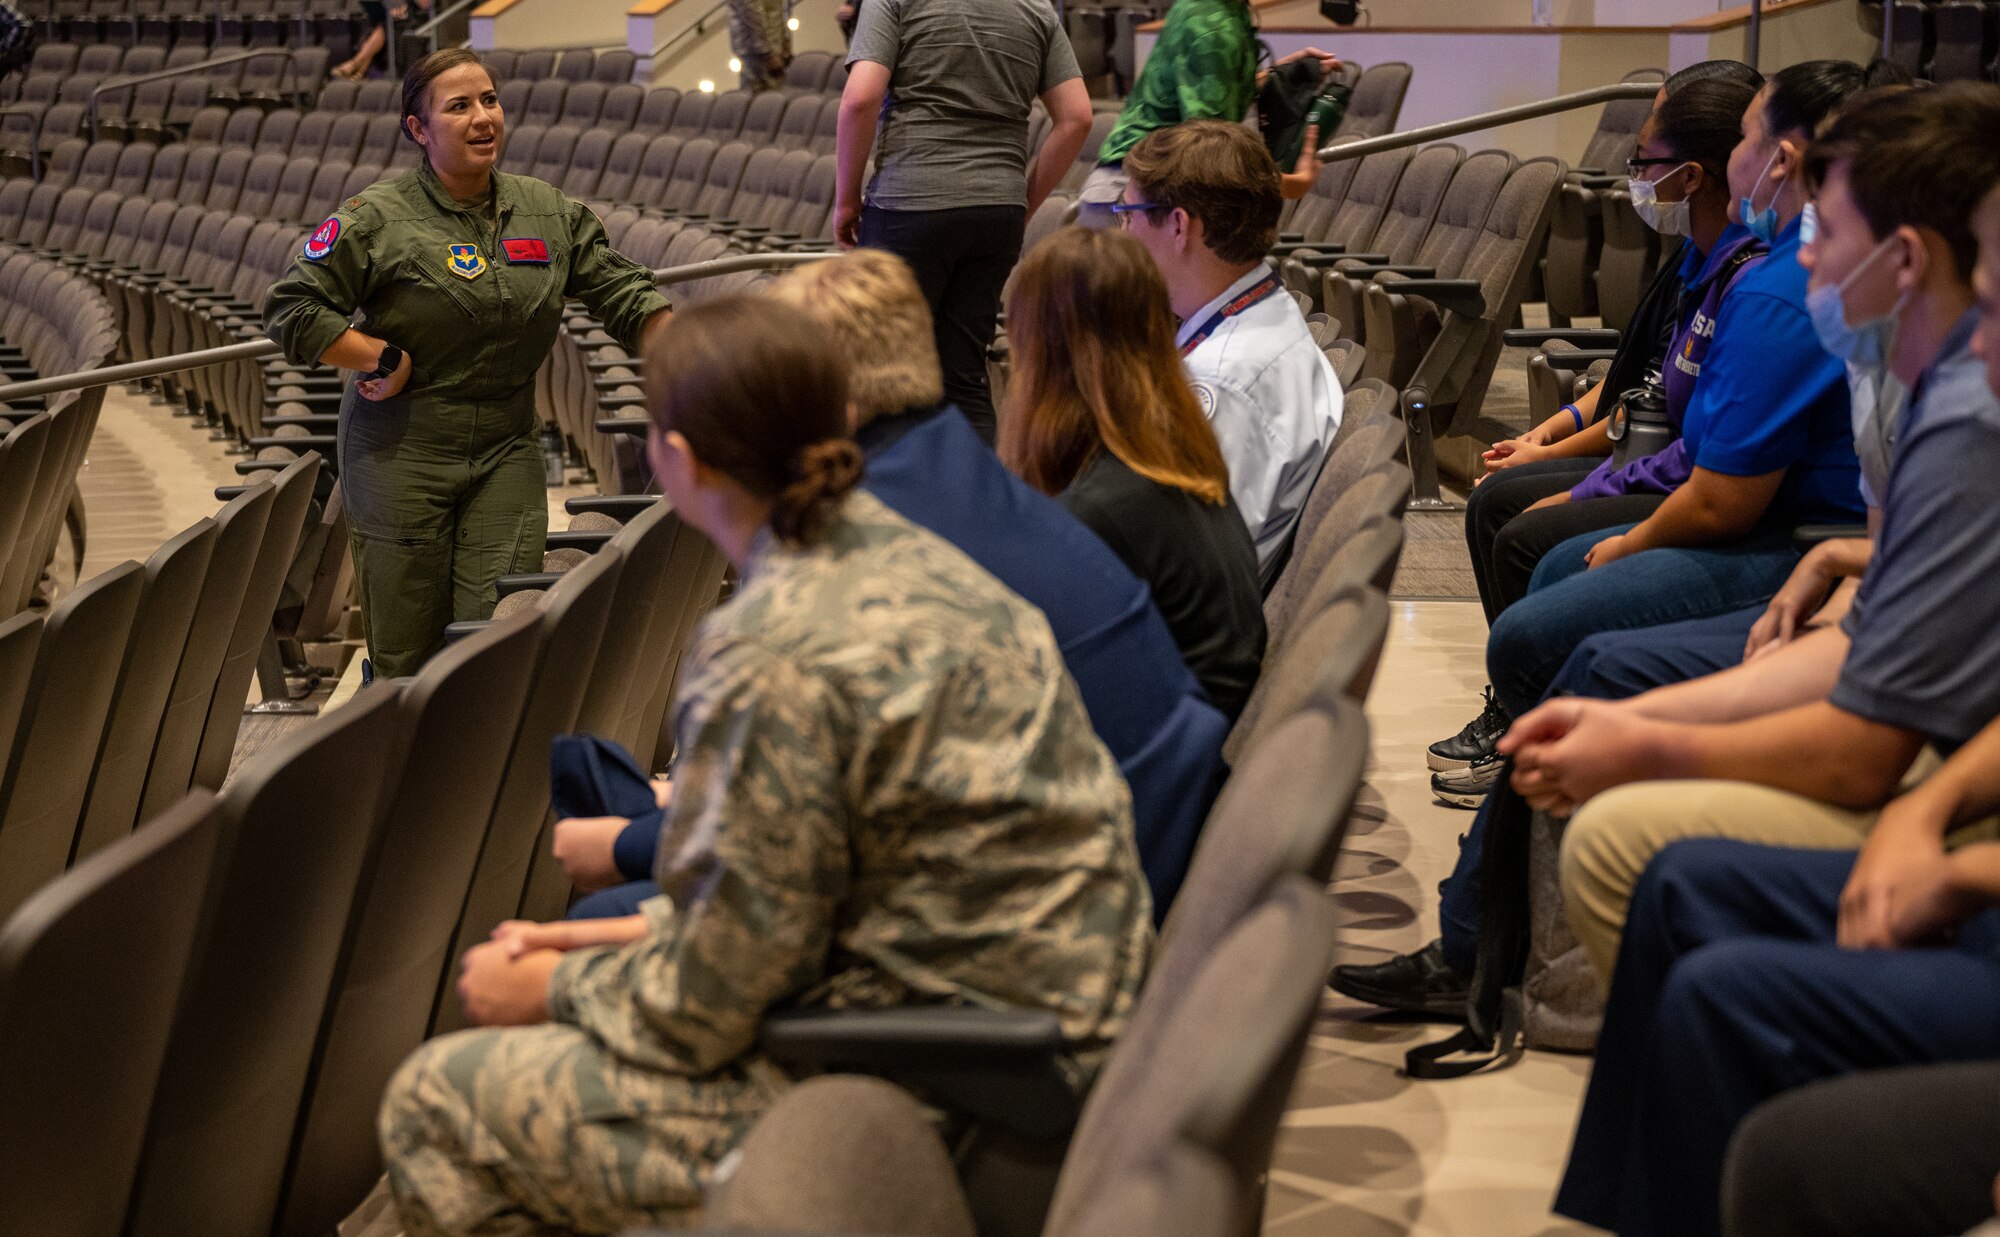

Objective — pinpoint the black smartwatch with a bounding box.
[370,343,404,380]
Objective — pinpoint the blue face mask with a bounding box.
[1805,231,1908,369]
[1738,143,1785,244]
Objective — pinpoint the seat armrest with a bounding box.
[1793,524,1868,550]
[1579,174,1624,190]
[595,416,650,436]
[1503,327,1623,349]
[1541,349,1617,372]
[262,413,340,430]
[441,619,488,643]
[1270,239,1341,256]
[1365,265,1441,281]
[497,572,562,598]
[1300,250,1388,268]
[565,494,659,521]
[545,529,612,554]
[759,1006,1079,1141]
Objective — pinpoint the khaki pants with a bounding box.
[1559,752,1980,989]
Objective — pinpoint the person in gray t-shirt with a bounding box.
[835,0,1093,444]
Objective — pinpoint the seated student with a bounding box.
[1333,73,1965,1019]
[999,225,1267,723]
[1115,118,1343,579]
[1433,70,1768,781]
[1480,60,1876,735]
[556,249,1231,918]
[377,296,1154,1237]
[1542,102,2000,1237]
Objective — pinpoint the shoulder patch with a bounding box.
[302,216,340,261]
[1193,382,1217,418]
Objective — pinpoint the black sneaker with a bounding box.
[1427,686,1508,771]
[1431,755,1503,810]
[1329,940,1470,1017]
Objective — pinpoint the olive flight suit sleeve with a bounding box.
[563,199,671,354]
[544,634,851,1077]
[263,205,376,367]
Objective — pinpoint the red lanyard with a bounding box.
[1179,275,1283,357]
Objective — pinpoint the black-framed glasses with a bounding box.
[1624,156,1684,177]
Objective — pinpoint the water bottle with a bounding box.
[1607,378,1675,470]
[541,423,565,488]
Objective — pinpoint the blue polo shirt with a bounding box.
[859,405,1230,918]
[1678,215,1864,526]
[1834,310,2000,751]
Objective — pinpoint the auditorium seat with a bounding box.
[1298,143,1461,326]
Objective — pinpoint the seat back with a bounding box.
[190,452,319,791]
[0,561,146,921]
[1333,61,1411,140]
[273,610,544,1237]
[125,682,406,1237]
[0,614,43,821]
[433,543,622,1032]
[0,415,50,612]
[136,483,272,823]
[72,519,218,862]
[1575,68,1662,176]
[0,790,222,1237]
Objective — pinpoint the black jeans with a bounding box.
[1723,1062,2000,1237]
[859,202,1026,445]
[1463,456,1662,622]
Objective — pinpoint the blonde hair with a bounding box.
[767,250,945,427]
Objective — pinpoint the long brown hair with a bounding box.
[643,296,863,546]
[1000,227,1230,505]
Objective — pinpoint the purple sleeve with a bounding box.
[1568,439,1693,502]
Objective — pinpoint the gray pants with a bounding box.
[1073,164,1127,230]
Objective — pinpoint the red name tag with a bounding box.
[501,238,550,264]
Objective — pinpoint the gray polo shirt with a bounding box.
[847,0,1080,212]
[1833,309,2000,752]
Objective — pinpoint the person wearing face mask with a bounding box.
[265,49,671,680]
[1513,82,2000,1237]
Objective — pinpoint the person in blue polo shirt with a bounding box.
[553,250,1230,923]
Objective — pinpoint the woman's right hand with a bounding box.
[355,347,412,402]
[1744,546,1838,661]
[1482,430,1553,475]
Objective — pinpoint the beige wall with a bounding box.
[638,0,849,91]
[473,0,627,53]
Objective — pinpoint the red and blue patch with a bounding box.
[302,216,340,261]
[501,237,550,265]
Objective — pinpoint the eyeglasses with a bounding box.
[1624,157,1684,178]
[1109,200,1166,228]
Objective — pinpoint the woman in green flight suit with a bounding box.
[264,48,670,678]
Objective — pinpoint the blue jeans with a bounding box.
[1486,525,1799,719]
[1437,605,1762,974]
[1555,840,2000,1237]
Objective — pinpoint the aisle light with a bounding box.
[698,79,716,92]
[728,57,742,72]
[787,17,799,29]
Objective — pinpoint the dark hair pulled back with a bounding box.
[1663,58,1763,96]
[1652,76,1763,183]
[642,296,862,547]
[401,47,486,145]
[1762,57,1910,139]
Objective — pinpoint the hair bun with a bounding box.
[770,438,864,544]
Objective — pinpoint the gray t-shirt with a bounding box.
[1833,310,2000,752]
[847,0,1080,212]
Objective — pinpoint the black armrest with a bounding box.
[1793,524,1868,550]
[1541,349,1617,372]
[565,494,659,521]
[497,572,562,598]
[1278,230,1304,243]
[1269,239,1340,257]
[1579,174,1624,190]
[441,619,488,643]
[545,530,612,554]
[1379,278,1486,318]
[1503,327,1623,349]
[1300,250,1388,268]
[585,356,639,372]
[758,1006,1079,1141]
[261,413,339,430]
[595,416,650,437]
[248,433,336,453]
[1365,266,1441,281]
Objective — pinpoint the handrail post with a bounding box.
[386,5,400,78]
[1746,0,1762,68]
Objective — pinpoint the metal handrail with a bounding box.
[0,251,834,404]
[412,0,478,39]
[1316,81,1661,162]
[650,0,732,60]
[88,47,303,143]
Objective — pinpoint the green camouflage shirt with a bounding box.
[1097,0,1258,166]
[262,162,668,402]
[545,491,1155,1086]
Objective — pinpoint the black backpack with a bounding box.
[1255,48,1353,171]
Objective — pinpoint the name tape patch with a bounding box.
[501,237,551,265]
[302,216,340,261]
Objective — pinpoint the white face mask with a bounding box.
[1629,161,1694,236]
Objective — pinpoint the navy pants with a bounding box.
[1554,839,2000,1237]
[569,880,659,920]
[1437,606,1760,973]
[1487,523,1798,719]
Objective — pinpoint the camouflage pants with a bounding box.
[380,1024,791,1236]
[728,0,790,90]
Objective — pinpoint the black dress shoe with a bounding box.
[1329,940,1470,1017]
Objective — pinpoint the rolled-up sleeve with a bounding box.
[263,209,373,367]
[564,199,671,353]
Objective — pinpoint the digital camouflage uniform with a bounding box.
[729,0,791,90]
[263,162,668,679]
[380,492,1155,1236]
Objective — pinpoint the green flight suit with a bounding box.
[264,162,669,678]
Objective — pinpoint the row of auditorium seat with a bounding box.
[1881,0,2000,81]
